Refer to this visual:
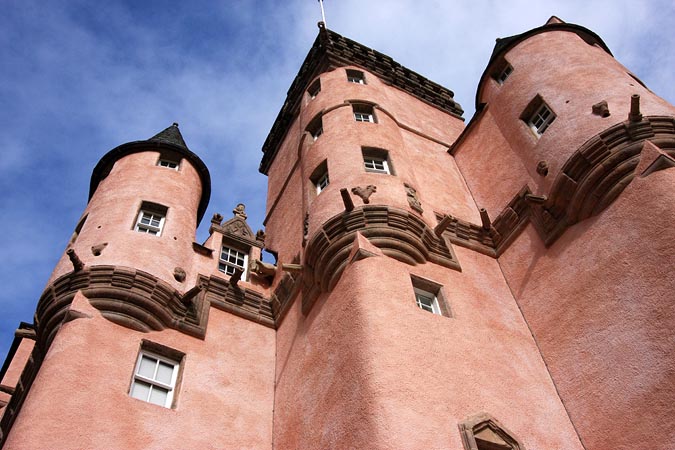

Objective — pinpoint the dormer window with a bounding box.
[353,104,375,123]
[346,69,365,84]
[219,246,248,278]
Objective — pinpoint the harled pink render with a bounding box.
[2,17,674,450]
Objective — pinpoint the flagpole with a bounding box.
[319,0,327,27]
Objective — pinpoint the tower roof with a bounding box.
[259,23,464,175]
[475,17,613,110]
[89,123,212,225]
[149,122,189,149]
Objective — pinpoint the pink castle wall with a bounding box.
[4,293,275,449]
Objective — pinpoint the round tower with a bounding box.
[48,123,211,289]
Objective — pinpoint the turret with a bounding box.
[48,123,211,288]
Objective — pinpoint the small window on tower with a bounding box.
[353,104,375,123]
[219,245,248,278]
[410,275,450,317]
[346,69,365,84]
[129,341,184,409]
[310,160,330,194]
[307,114,323,141]
[521,95,556,137]
[362,148,393,175]
[157,159,179,170]
[134,202,167,236]
[307,79,321,99]
[497,64,513,84]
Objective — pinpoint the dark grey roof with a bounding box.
[149,122,189,149]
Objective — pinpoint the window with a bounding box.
[134,202,167,236]
[411,275,450,317]
[308,79,321,99]
[157,159,179,170]
[497,64,513,84]
[414,287,441,314]
[307,115,323,141]
[362,148,392,174]
[353,104,375,123]
[310,161,330,194]
[129,351,179,408]
[521,95,556,136]
[346,69,365,84]
[219,245,248,278]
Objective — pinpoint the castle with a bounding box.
[1,16,674,449]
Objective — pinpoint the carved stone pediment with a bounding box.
[221,216,255,240]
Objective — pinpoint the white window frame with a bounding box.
[414,287,441,315]
[219,245,248,278]
[315,171,330,194]
[364,156,390,174]
[497,64,513,84]
[135,210,165,236]
[346,69,365,84]
[354,111,374,123]
[129,351,179,408]
[528,103,556,135]
[157,159,179,170]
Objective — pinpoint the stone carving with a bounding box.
[404,183,423,213]
[255,229,266,243]
[224,219,251,238]
[592,100,610,117]
[628,94,642,122]
[340,188,354,212]
[173,267,186,282]
[66,248,84,272]
[351,185,377,204]
[233,203,247,219]
[250,259,277,279]
[91,242,108,256]
[211,213,223,225]
[536,160,549,176]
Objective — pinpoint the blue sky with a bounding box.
[0,0,673,359]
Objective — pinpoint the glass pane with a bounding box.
[138,355,157,378]
[156,361,174,384]
[149,386,169,406]
[131,380,151,401]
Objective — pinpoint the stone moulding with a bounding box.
[301,205,461,314]
[35,265,278,353]
[439,116,675,255]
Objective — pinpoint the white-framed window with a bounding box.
[353,104,375,123]
[362,148,393,175]
[497,64,513,84]
[135,208,166,236]
[219,245,248,278]
[157,159,179,170]
[315,171,329,193]
[346,69,365,84]
[528,102,556,135]
[308,79,321,99]
[414,287,441,315]
[129,351,179,408]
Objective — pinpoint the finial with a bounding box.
[172,122,179,127]
[318,0,327,27]
[233,203,247,219]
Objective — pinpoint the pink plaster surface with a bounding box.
[498,168,675,450]
[4,292,275,450]
[48,151,203,291]
[458,28,675,216]
[274,244,583,448]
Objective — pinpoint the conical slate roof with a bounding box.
[148,122,189,149]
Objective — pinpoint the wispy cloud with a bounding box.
[0,0,672,358]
